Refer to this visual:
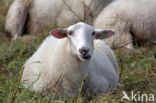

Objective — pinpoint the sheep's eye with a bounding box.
[92,31,96,36]
[68,31,74,36]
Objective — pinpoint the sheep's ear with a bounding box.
[50,28,67,38]
[95,29,115,39]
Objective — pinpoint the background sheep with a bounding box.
[5,0,115,39]
[94,0,156,49]
[5,0,32,39]
[21,22,119,98]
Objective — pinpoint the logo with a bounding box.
[121,91,155,102]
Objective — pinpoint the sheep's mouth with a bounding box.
[81,55,91,60]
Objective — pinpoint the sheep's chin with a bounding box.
[79,57,88,62]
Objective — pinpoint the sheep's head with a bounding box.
[50,22,114,61]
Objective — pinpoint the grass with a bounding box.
[0,0,156,103]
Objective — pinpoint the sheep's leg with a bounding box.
[121,32,134,50]
[124,33,134,50]
[125,43,134,50]
[5,0,29,40]
[13,8,29,40]
[12,33,18,40]
[17,8,29,39]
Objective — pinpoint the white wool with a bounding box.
[94,0,156,49]
[21,22,119,98]
[5,0,115,38]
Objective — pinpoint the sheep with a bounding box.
[94,0,156,49]
[5,0,115,39]
[21,22,119,98]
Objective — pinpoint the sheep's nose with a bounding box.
[79,47,90,55]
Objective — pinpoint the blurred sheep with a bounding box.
[5,0,115,39]
[94,0,156,49]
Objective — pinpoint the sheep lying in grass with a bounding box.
[21,22,119,98]
[94,0,156,49]
[5,0,115,39]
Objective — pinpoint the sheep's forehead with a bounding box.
[68,22,94,34]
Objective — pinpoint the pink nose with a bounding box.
[79,48,90,55]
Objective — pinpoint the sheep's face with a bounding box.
[50,22,114,61]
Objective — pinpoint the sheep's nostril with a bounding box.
[79,48,90,55]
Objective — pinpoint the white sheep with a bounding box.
[21,22,119,98]
[5,0,115,39]
[94,0,156,49]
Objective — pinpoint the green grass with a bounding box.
[0,0,156,103]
